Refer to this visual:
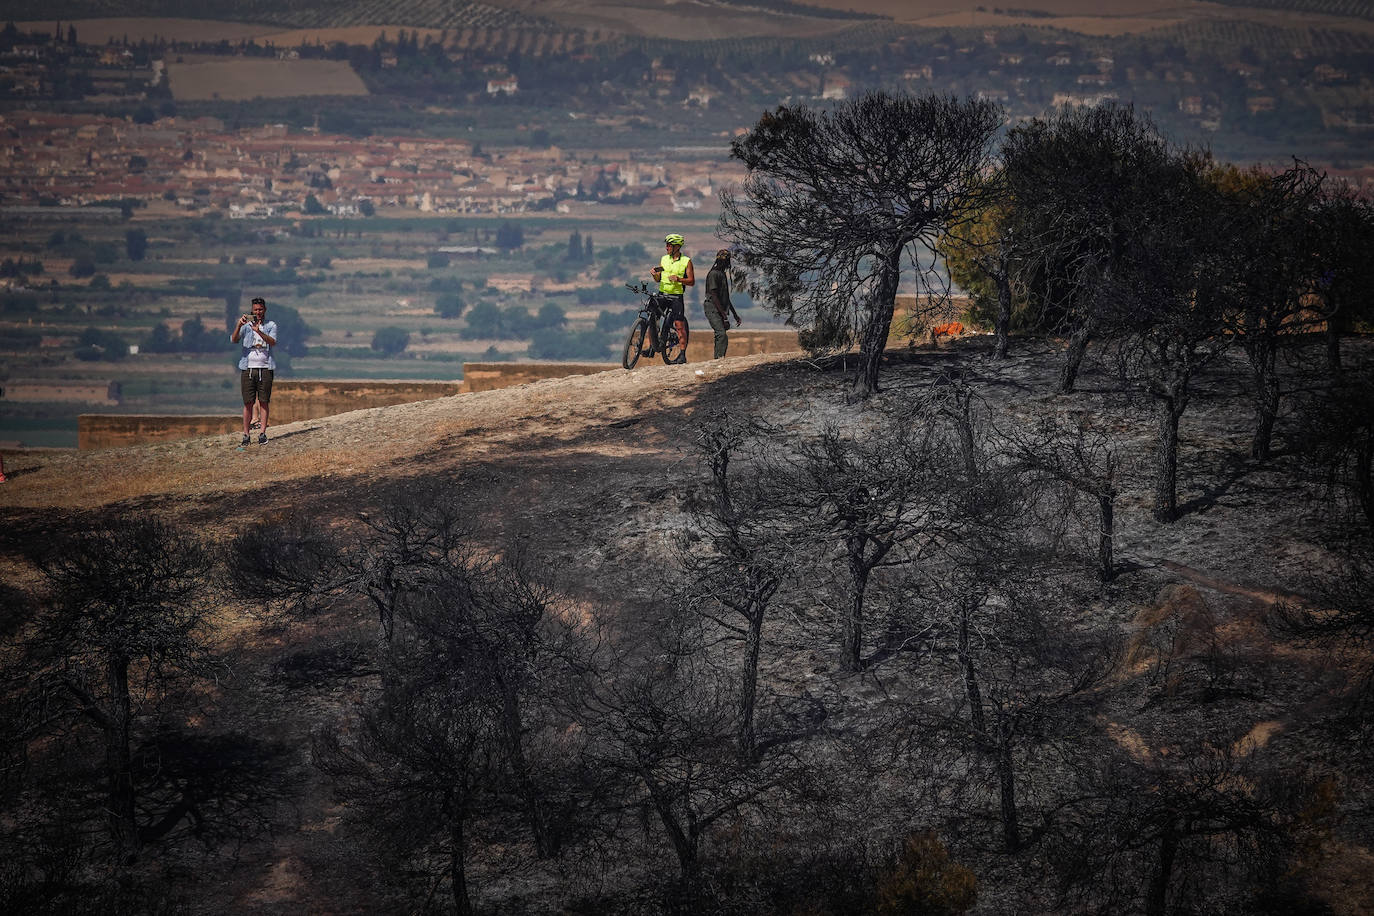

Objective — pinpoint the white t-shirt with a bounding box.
[238,320,278,370]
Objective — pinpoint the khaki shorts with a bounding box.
[241,368,274,405]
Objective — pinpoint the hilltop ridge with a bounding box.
[0,351,805,522]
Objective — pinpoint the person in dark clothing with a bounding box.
[703,248,742,359]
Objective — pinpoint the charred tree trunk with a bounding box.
[996,728,1022,852]
[952,406,978,481]
[449,815,473,916]
[500,687,558,858]
[738,608,763,763]
[993,263,1013,360]
[1098,492,1116,582]
[1357,442,1374,533]
[106,656,139,865]
[1153,395,1185,523]
[1327,325,1343,373]
[1059,321,1094,394]
[643,769,698,880]
[1144,822,1180,916]
[853,245,903,399]
[1247,343,1280,461]
[1326,296,1344,373]
[841,536,872,673]
[957,601,986,734]
[1251,380,1280,461]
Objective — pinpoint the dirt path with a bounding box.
[0,353,795,517]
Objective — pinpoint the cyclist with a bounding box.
[651,233,693,357]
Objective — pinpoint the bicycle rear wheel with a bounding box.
[622,317,648,370]
[661,318,688,365]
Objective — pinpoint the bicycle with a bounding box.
[621,282,689,369]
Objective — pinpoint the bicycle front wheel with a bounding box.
[661,318,688,365]
[622,317,648,370]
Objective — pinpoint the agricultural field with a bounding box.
[23,0,1374,43]
[167,56,368,101]
[13,0,550,32]
[12,0,1374,52]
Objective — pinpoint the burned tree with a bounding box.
[790,403,956,672]
[1002,412,1125,582]
[925,388,1106,852]
[316,540,597,912]
[1219,162,1330,460]
[1271,534,1374,760]
[230,480,478,641]
[1311,184,1374,372]
[319,505,595,881]
[456,543,596,859]
[1002,104,1180,393]
[678,414,792,763]
[1105,151,1231,522]
[582,642,794,886]
[225,511,340,618]
[314,624,501,916]
[18,514,217,866]
[1053,740,1323,916]
[1297,368,1374,536]
[342,479,478,640]
[914,585,1114,855]
[720,91,1000,397]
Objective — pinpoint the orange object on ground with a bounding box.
[931,321,964,338]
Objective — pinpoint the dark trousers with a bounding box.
[704,303,729,359]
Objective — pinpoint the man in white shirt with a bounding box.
[231,297,278,446]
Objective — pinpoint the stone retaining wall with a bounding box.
[270,379,463,423]
[685,327,800,362]
[460,362,613,393]
[78,379,464,449]
[79,414,242,450]
[458,328,805,394]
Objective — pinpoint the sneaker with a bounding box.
[257,433,267,445]
[240,434,250,447]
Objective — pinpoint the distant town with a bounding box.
[4,14,1374,209]
[0,107,742,220]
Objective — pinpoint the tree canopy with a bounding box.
[720,90,1001,396]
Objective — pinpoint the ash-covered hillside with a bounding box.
[1,337,1371,915]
